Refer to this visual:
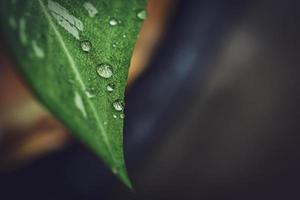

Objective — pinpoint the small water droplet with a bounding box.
[97,64,113,79]
[81,40,92,52]
[32,40,45,59]
[112,167,118,174]
[104,121,108,125]
[85,88,95,98]
[8,16,17,29]
[109,18,119,26]
[74,91,87,118]
[137,9,147,20]
[120,114,125,119]
[106,83,115,92]
[122,34,127,38]
[113,100,124,111]
[19,17,27,45]
[83,2,98,18]
[112,43,117,48]
[113,114,118,119]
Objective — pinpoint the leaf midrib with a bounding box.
[38,0,116,165]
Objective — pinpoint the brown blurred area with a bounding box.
[0,40,70,170]
[128,0,172,85]
[0,0,172,170]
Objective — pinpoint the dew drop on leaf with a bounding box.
[137,9,147,20]
[113,114,118,119]
[81,40,92,52]
[74,91,87,118]
[85,88,96,98]
[112,167,118,174]
[8,16,17,29]
[120,114,125,119]
[48,0,84,40]
[113,100,124,111]
[106,83,115,92]
[109,18,119,26]
[32,40,45,59]
[83,2,98,18]
[19,17,27,45]
[97,64,113,79]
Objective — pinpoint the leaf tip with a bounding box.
[116,167,134,190]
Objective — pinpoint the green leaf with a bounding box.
[0,0,146,188]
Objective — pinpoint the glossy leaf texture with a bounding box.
[0,0,146,188]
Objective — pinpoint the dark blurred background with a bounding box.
[0,0,299,199]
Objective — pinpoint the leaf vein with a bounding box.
[38,0,116,165]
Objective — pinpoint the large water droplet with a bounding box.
[137,9,147,20]
[109,18,119,26]
[106,83,115,92]
[48,0,84,40]
[113,100,124,111]
[97,64,113,79]
[81,40,92,52]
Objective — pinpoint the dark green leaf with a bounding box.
[0,0,147,188]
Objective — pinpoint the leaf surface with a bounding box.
[0,0,146,187]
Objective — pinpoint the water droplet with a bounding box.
[19,17,27,45]
[120,114,125,119]
[97,64,113,79]
[113,100,124,111]
[85,88,95,98]
[48,0,84,40]
[137,9,147,20]
[32,40,45,59]
[106,83,115,92]
[83,2,98,18]
[122,34,127,38]
[113,114,118,119]
[74,91,87,118]
[109,18,119,26]
[112,167,118,174]
[81,40,92,52]
[104,121,108,125]
[8,16,17,29]
[112,43,117,48]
